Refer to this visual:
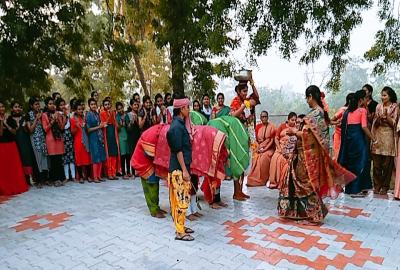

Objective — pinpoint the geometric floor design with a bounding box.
[224,216,384,270]
[11,212,73,232]
[1,179,400,270]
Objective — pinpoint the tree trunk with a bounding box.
[170,41,185,96]
[133,54,150,96]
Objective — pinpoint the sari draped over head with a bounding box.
[131,123,229,203]
[247,122,276,186]
[190,111,208,125]
[301,109,356,198]
[130,124,164,180]
[208,116,250,179]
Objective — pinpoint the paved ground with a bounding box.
[1,178,400,270]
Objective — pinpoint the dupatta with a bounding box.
[301,110,356,198]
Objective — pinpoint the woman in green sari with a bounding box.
[211,93,230,119]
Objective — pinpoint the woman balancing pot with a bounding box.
[230,71,260,201]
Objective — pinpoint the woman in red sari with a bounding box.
[0,100,29,195]
[268,112,297,189]
[247,111,276,186]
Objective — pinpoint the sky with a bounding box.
[218,2,384,93]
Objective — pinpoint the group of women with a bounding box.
[0,91,178,195]
[1,82,399,227]
[334,85,400,199]
[244,83,400,226]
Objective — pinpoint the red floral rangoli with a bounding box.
[224,216,383,270]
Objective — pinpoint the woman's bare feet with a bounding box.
[217,201,228,208]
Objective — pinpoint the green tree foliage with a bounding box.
[239,0,373,92]
[153,0,239,97]
[0,0,89,103]
[364,0,400,75]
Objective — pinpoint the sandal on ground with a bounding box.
[36,183,43,189]
[79,180,85,184]
[350,193,365,198]
[193,212,203,217]
[187,214,198,221]
[175,234,194,241]
[380,189,388,195]
[158,208,168,214]
[184,227,194,234]
[151,212,166,219]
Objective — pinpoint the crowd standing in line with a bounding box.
[0,80,399,241]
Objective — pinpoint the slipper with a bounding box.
[158,208,168,214]
[193,212,203,217]
[350,193,365,198]
[175,234,194,241]
[187,214,198,221]
[185,227,194,234]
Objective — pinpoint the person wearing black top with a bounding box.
[0,100,29,195]
[363,84,378,127]
[8,101,37,185]
[138,95,153,132]
[166,97,194,241]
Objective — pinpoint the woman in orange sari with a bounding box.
[331,93,354,160]
[268,112,297,189]
[278,85,355,225]
[247,111,275,186]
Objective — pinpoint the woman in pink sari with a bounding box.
[247,111,275,186]
[268,112,297,189]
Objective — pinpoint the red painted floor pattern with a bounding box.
[0,195,15,205]
[224,216,384,270]
[11,212,72,232]
[327,205,371,218]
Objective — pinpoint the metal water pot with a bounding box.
[234,69,252,81]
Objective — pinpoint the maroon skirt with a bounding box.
[0,142,29,195]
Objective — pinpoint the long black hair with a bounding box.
[345,93,354,106]
[305,85,330,124]
[44,97,54,113]
[348,90,366,112]
[382,86,398,103]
